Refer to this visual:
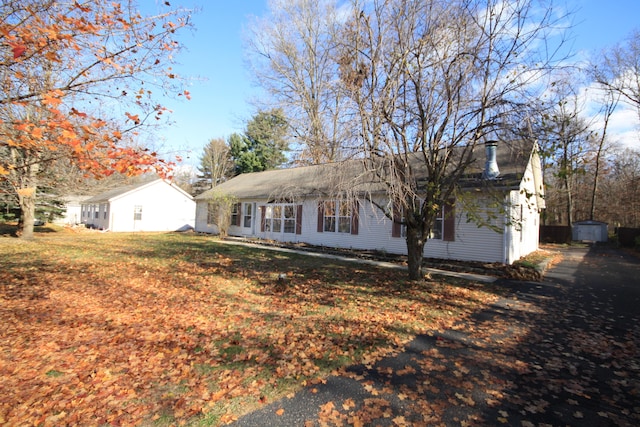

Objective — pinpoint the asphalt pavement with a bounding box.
[231,244,640,426]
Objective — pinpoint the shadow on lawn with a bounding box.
[5,231,599,426]
[233,244,640,427]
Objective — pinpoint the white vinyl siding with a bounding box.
[83,180,195,232]
[218,197,512,263]
[208,174,542,265]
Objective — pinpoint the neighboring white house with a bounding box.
[53,195,91,225]
[195,141,545,265]
[81,179,195,232]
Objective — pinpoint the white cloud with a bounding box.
[579,83,640,148]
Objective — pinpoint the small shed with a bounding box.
[572,220,608,242]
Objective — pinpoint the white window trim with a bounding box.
[323,200,352,234]
[230,203,239,225]
[264,203,297,234]
[243,203,253,228]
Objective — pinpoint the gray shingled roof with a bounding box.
[196,141,535,201]
[83,179,162,203]
[195,161,374,201]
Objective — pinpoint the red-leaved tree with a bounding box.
[0,0,192,238]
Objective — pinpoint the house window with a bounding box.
[230,203,239,226]
[323,201,337,232]
[393,204,449,240]
[243,203,252,228]
[133,205,142,221]
[431,207,443,240]
[284,205,296,233]
[398,212,407,238]
[339,201,353,233]
[94,205,99,219]
[272,205,282,232]
[323,200,352,233]
[263,203,298,234]
[264,206,273,232]
[207,203,216,225]
[318,200,358,235]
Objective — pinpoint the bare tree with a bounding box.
[245,0,351,164]
[195,138,232,194]
[537,77,592,227]
[334,0,565,279]
[599,148,640,227]
[594,29,640,120]
[587,87,621,221]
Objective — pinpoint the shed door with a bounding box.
[577,225,599,242]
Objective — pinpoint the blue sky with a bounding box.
[153,0,640,167]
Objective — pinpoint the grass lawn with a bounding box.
[0,227,503,426]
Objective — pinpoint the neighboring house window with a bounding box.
[243,203,252,228]
[317,200,359,235]
[261,203,302,235]
[134,205,142,221]
[94,206,99,219]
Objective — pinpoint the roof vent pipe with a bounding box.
[482,140,500,180]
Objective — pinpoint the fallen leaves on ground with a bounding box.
[289,253,640,427]
[0,232,500,426]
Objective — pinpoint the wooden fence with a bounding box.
[540,225,640,247]
[617,227,640,248]
[539,225,572,244]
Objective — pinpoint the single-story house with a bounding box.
[53,195,91,225]
[195,141,545,264]
[81,179,195,232]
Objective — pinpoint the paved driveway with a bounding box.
[232,245,640,426]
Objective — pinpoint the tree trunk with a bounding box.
[17,187,36,239]
[405,225,426,280]
[561,145,574,228]
[589,157,600,221]
[14,151,40,240]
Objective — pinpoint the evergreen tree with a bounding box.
[229,109,289,174]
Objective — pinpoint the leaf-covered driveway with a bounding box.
[233,245,640,426]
